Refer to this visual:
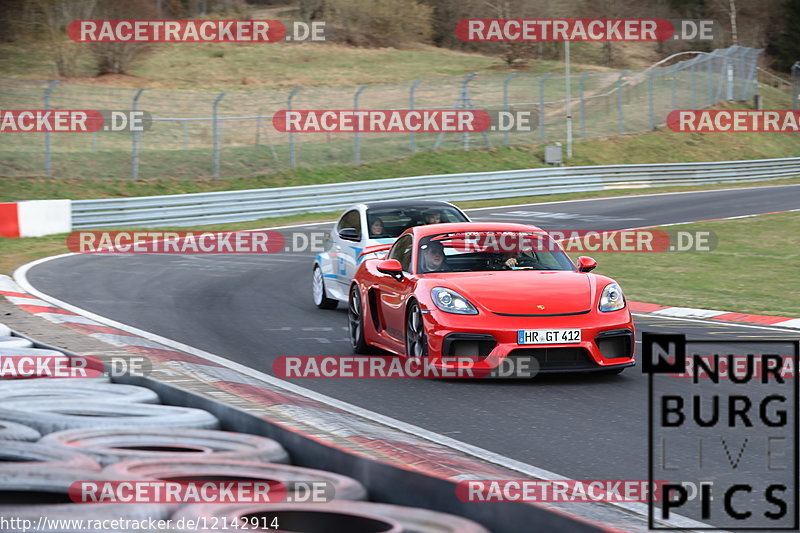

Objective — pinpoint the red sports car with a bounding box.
[348,222,635,376]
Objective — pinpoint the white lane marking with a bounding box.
[652,307,728,319]
[14,258,712,530]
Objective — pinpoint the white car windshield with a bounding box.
[366,206,468,238]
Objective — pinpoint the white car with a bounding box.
[312,200,470,309]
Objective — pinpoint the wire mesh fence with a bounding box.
[0,46,765,181]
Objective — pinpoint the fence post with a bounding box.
[183,121,189,150]
[690,61,697,108]
[538,73,551,143]
[43,81,60,176]
[256,108,262,146]
[132,88,145,180]
[212,92,225,178]
[792,62,800,110]
[461,73,477,150]
[648,71,655,130]
[579,72,590,139]
[670,65,677,111]
[354,85,366,165]
[288,87,300,168]
[502,73,516,146]
[409,78,423,153]
[725,57,734,101]
[616,71,627,135]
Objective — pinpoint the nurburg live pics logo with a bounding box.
[643,332,799,529]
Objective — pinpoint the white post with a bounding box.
[565,41,573,159]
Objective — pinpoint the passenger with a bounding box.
[369,217,385,237]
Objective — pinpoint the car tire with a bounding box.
[0,441,101,470]
[0,336,34,349]
[348,284,370,354]
[0,420,41,442]
[312,265,338,309]
[41,427,290,467]
[0,466,171,525]
[405,301,429,358]
[0,400,219,435]
[0,382,160,404]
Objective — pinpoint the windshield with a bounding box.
[417,231,576,274]
[365,205,468,238]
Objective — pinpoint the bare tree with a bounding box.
[29,0,96,77]
[88,0,155,75]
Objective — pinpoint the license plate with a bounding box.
[517,329,581,345]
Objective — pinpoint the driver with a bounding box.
[423,209,442,225]
[421,241,449,272]
[498,250,540,269]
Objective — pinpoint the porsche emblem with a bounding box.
[537,305,546,310]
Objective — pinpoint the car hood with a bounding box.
[443,271,593,315]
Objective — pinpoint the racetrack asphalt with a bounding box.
[22,184,800,522]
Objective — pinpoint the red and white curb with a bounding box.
[629,301,800,329]
[0,199,71,238]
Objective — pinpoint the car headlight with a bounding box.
[431,287,478,315]
[599,282,625,312]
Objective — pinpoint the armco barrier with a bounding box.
[71,157,800,228]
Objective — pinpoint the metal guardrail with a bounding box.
[72,157,800,228]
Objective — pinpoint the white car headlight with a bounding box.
[431,287,478,315]
[599,282,625,312]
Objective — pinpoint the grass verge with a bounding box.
[582,212,800,317]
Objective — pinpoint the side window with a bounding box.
[388,235,414,272]
[337,210,362,241]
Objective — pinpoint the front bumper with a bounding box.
[421,306,635,374]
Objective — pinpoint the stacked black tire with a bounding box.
[0,352,490,532]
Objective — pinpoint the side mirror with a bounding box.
[338,227,360,241]
[577,256,597,272]
[377,259,404,279]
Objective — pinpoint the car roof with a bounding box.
[361,200,460,210]
[408,222,546,238]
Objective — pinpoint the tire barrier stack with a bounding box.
[0,323,493,532]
